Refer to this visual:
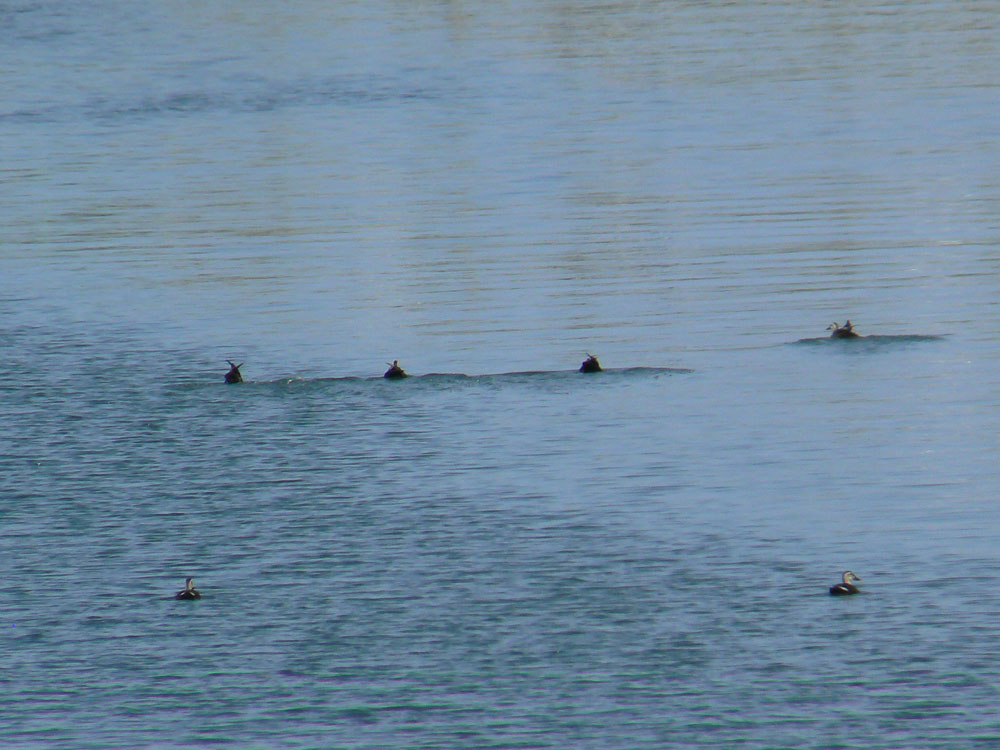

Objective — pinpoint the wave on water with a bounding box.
[263,366,692,388]
[1,75,442,125]
[791,334,947,348]
[167,366,693,395]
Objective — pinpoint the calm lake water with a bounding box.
[3,1,1000,748]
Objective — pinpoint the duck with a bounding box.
[175,577,201,600]
[384,360,407,379]
[827,320,860,339]
[579,354,602,373]
[829,570,862,595]
[224,360,244,383]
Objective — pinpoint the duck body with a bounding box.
[829,570,862,595]
[175,577,201,600]
[384,360,407,379]
[829,582,859,595]
[579,354,602,373]
[225,360,244,384]
[827,321,860,339]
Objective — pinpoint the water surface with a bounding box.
[2,1,1000,748]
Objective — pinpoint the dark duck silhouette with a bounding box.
[384,360,407,379]
[224,360,244,383]
[827,320,860,339]
[829,571,862,595]
[175,577,201,600]
[579,354,602,373]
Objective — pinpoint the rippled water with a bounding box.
[3,1,1000,748]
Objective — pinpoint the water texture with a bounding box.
[2,1,999,748]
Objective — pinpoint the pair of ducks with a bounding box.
[383,356,602,378]
[827,320,860,339]
[385,356,603,378]
[225,359,409,382]
[385,356,603,377]
[176,572,863,600]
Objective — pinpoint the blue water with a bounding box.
[3,1,1000,748]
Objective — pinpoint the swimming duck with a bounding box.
[829,571,862,595]
[384,360,407,379]
[224,360,244,383]
[579,354,602,373]
[175,577,201,600]
[827,321,859,339]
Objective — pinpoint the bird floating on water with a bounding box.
[829,571,862,595]
[175,577,201,600]
[384,360,407,379]
[224,360,244,383]
[827,320,860,339]
[579,354,602,373]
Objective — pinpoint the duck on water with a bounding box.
[175,577,201,600]
[579,354,602,373]
[384,360,407,379]
[827,320,860,339]
[829,571,863,595]
[224,360,244,383]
